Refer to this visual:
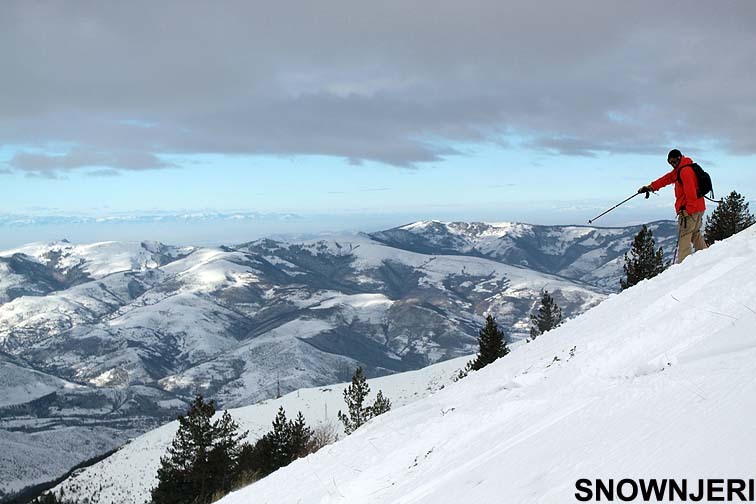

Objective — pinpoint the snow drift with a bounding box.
[217,226,756,504]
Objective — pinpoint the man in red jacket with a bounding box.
[638,149,708,264]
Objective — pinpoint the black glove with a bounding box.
[637,185,653,198]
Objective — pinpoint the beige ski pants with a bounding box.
[677,211,708,263]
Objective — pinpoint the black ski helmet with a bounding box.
[667,149,682,160]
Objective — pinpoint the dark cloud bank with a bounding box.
[1,0,755,175]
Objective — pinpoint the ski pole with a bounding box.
[588,193,641,224]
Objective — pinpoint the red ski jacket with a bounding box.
[649,156,706,214]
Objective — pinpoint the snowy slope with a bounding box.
[215,226,756,504]
[53,356,471,504]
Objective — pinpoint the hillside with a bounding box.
[52,356,471,504]
[216,226,756,503]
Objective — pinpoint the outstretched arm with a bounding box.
[649,169,677,192]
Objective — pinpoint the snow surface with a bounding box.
[52,356,471,504]
[213,226,756,504]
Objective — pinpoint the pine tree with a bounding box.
[620,225,669,291]
[469,315,509,371]
[267,406,293,471]
[151,395,214,504]
[337,367,372,434]
[235,408,315,481]
[371,390,392,417]
[289,411,313,460]
[150,395,247,504]
[704,191,756,244]
[237,434,272,479]
[337,367,392,434]
[206,410,247,495]
[529,290,563,340]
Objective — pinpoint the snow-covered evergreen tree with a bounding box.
[620,225,669,291]
[704,191,755,244]
[529,290,563,340]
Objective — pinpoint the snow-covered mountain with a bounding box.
[0,234,602,399]
[208,225,756,504]
[371,220,677,291]
[0,221,672,499]
[0,240,194,307]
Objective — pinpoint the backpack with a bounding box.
[677,163,714,199]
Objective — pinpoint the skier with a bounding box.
[638,149,708,264]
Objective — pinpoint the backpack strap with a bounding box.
[675,164,695,185]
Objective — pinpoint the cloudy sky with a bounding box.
[1,0,755,246]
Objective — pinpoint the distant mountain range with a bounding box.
[370,220,678,291]
[0,211,302,227]
[0,220,676,500]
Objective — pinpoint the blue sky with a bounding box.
[2,143,753,217]
[1,1,755,247]
[2,143,752,248]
